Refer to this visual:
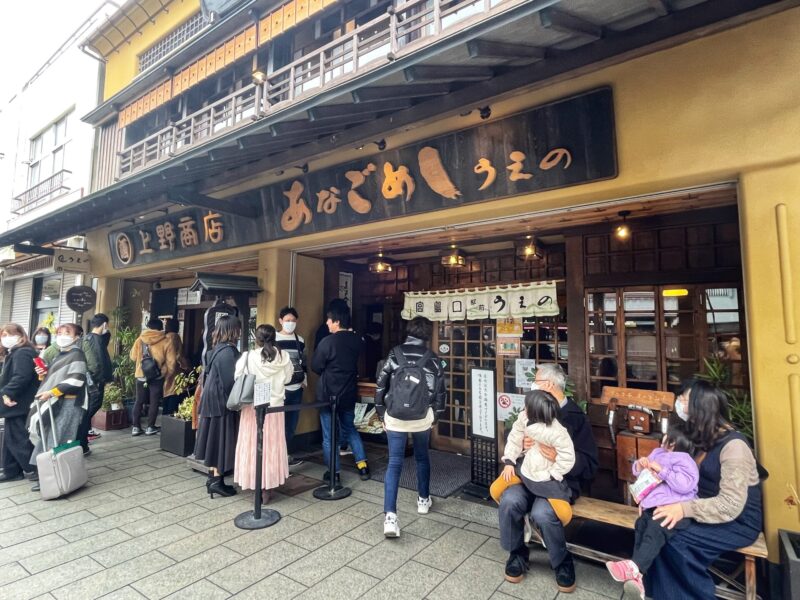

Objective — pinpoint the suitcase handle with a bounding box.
[35,397,59,452]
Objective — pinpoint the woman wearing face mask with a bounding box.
[274,307,306,466]
[0,324,39,483]
[644,379,763,600]
[32,327,52,354]
[29,323,88,492]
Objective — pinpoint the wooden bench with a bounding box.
[558,497,767,600]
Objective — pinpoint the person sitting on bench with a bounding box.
[640,380,764,600]
[498,363,598,592]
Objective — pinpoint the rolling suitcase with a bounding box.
[0,418,5,477]
[35,399,88,500]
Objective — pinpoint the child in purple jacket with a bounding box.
[606,421,699,599]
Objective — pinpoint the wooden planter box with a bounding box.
[91,409,128,431]
[780,529,800,599]
[160,415,195,457]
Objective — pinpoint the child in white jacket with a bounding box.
[499,390,576,506]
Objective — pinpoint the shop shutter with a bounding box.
[58,273,77,326]
[10,278,33,333]
[0,281,14,324]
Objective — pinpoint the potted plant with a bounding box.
[111,306,139,424]
[160,367,201,457]
[91,383,128,430]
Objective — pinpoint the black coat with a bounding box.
[199,343,240,418]
[311,330,363,412]
[0,345,39,418]
[558,398,599,499]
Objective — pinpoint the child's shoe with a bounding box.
[623,577,645,600]
[606,560,644,600]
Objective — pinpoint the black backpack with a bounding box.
[287,334,306,386]
[387,347,433,420]
[140,343,162,382]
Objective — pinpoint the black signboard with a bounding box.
[109,88,616,268]
[66,286,97,315]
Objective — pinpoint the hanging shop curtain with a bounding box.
[401,281,559,321]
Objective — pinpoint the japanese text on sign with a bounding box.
[470,367,496,439]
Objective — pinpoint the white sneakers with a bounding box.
[417,496,433,514]
[384,512,400,537]
[385,497,433,538]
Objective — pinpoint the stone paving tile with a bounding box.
[52,551,173,600]
[209,540,308,594]
[30,594,56,600]
[8,489,45,505]
[295,566,379,600]
[574,560,624,599]
[415,526,488,572]
[360,560,449,600]
[178,499,253,533]
[0,534,66,568]
[0,510,94,548]
[417,510,470,529]
[466,521,501,538]
[474,536,506,564]
[158,476,206,495]
[119,503,208,536]
[0,556,104,600]
[344,513,395,546]
[495,552,560,600]
[230,572,306,600]
[273,493,361,524]
[0,513,39,535]
[286,511,363,551]
[132,545,242,600]
[262,492,313,516]
[21,528,131,574]
[90,524,195,567]
[89,489,171,518]
[0,480,35,500]
[342,499,385,520]
[0,496,15,508]
[58,506,153,542]
[131,464,189,482]
[402,516,453,541]
[97,587,148,599]
[222,516,310,556]
[556,588,622,600]
[160,521,248,562]
[113,476,187,499]
[163,579,230,600]
[279,535,371,587]
[348,532,432,580]
[428,554,506,600]
[490,593,521,600]
[0,563,30,587]
[30,491,122,522]
[90,464,152,484]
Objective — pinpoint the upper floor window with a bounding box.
[27,113,70,189]
[138,12,206,73]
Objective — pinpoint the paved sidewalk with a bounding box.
[0,430,624,600]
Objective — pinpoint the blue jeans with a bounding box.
[319,407,366,473]
[284,387,303,448]
[384,428,431,514]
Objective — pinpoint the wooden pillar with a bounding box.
[565,234,588,401]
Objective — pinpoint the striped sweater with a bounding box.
[39,347,87,406]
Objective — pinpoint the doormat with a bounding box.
[370,449,472,498]
[276,473,322,496]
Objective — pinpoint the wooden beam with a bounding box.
[466,39,546,63]
[208,147,243,161]
[352,83,451,103]
[308,99,412,121]
[540,8,603,41]
[404,65,494,83]
[169,189,261,219]
[12,243,54,256]
[647,0,671,17]
[270,120,356,137]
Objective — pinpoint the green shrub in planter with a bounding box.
[92,383,128,430]
[160,395,196,456]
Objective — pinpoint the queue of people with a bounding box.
[0,307,765,599]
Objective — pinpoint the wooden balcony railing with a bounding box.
[12,169,72,214]
[117,0,507,179]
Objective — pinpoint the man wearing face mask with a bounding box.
[498,363,598,591]
[275,307,306,467]
[77,314,114,450]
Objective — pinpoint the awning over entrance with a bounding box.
[189,272,261,294]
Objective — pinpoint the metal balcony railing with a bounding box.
[117,0,508,178]
[12,169,72,214]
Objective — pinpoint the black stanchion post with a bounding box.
[235,404,281,529]
[313,396,351,501]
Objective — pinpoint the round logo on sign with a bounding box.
[438,344,450,354]
[116,233,134,265]
[498,394,512,409]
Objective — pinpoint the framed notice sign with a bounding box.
[469,367,496,440]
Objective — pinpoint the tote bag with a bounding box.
[227,351,255,411]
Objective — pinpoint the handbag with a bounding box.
[287,334,306,386]
[227,351,255,411]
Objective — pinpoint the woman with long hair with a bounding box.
[194,315,241,498]
[32,327,51,354]
[233,324,293,503]
[0,323,39,482]
[29,323,88,492]
[644,379,763,600]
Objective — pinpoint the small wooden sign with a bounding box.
[65,286,97,315]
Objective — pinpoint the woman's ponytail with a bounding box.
[255,324,280,362]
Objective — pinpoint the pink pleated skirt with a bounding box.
[233,405,289,491]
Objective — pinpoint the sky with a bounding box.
[0,0,106,103]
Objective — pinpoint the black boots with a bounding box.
[207,474,237,499]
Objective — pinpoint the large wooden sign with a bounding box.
[109,88,616,268]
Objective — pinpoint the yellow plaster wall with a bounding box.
[103,0,201,100]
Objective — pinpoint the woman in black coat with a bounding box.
[194,315,241,498]
[0,323,39,482]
